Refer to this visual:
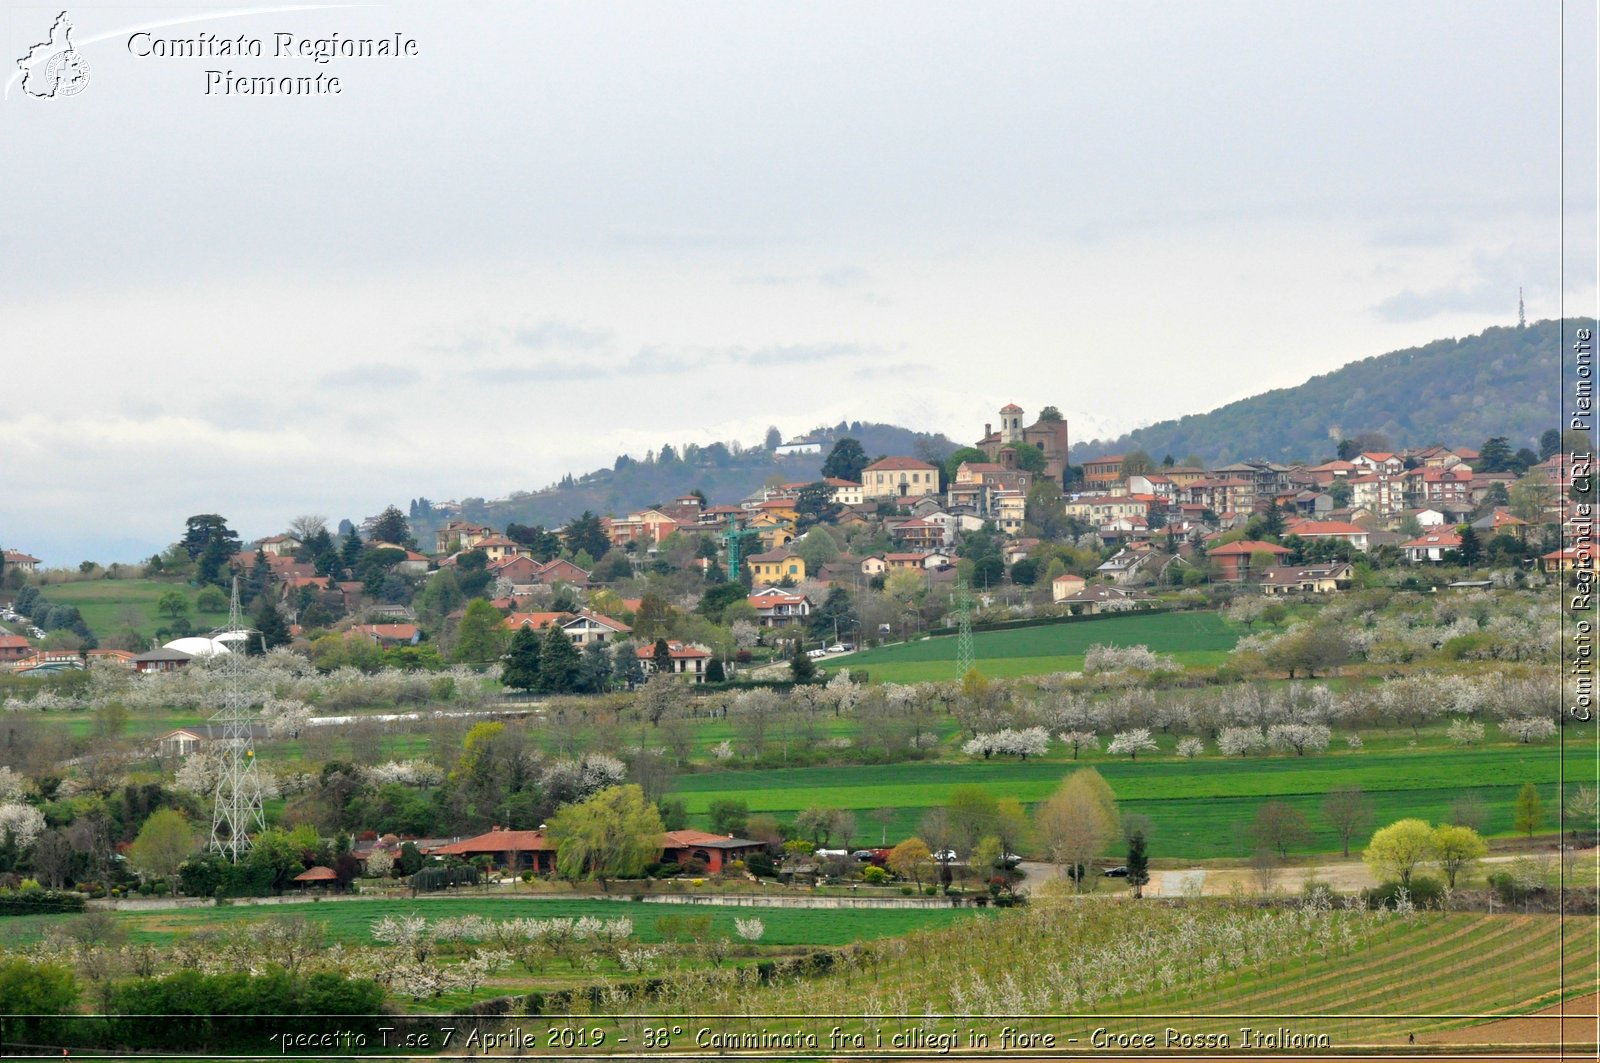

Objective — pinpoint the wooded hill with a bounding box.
[1075,319,1574,465]
[410,421,958,541]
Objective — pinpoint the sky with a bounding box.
[2,0,1595,565]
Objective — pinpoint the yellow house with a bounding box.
[862,457,940,501]
[748,549,806,584]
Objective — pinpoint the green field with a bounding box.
[836,610,1241,682]
[43,578,225,639]
[673,739,1575,857]
[0,896,988,950]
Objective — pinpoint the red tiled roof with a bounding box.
[1208,540,1291,556]
[432,828,554,856]
[864,456,938,472]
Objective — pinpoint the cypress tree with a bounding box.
[501,627,542,691]
[539,624,583,694]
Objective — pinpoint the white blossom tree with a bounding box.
[1107,729,1158,760]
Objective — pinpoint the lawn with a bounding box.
[672,738,1575,858]
[835,609,1241,682]
[0,896,989,949]
[45,578,226,640]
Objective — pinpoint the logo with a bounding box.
[17,11,90,98]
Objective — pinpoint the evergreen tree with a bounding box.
[651,637,673,676]
[562,512,611,564]
[340,528,364,572]
[579,640,613,693]
[501,627,542,691]
[369,505,411,547]
[1126,831,1150,899]
[251,597,291,654]
[618,642,646,689]
[245,547,271,606]
[1540,428,1563,459]
[1477,436,1514,473]
[821,437,869,483]
[705,658,726,682]
[1456,525,1482,566]
[197,536,233,588]
[538,624,583,694]
[454,599,507,664]
[789,642,817,683]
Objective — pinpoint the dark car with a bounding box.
[1103,865,1129,878]
[851,850,876,862]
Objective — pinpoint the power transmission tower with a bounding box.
[209,578,265,861]
[955,580,975,679]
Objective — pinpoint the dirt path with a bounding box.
[1415,991,1599,1047]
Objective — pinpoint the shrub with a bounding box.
[863,866,888,884]
[1367,875,1445,909]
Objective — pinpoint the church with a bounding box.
[975,403,1070,485]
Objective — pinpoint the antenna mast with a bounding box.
[209,578,264,861]
[1518,288,1526,329]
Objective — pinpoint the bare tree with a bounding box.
[288,514,329,542]
[1322,785,1375,858]
[1251,801,1313,860]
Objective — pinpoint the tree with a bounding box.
[1431,823,1488,888]
[501,627,542,691]
[764,426,783,451]
[821,438,869,483]
[196,585,228,613]
[180,514,239,560]
[1011,444,1048,475]
[1477,436,1514,473]
[887,837,933,888]
[946,786,999,856]
[1118,451,1155,478]
[546,784,663,889]
[1035,768,1119,891]
[867,806,897,846]
[538,625,582,694]
[1107,729,1157,760]
[453,599,507,664]
[1513,782,1545,838]
[1250,802,1312,859]
[252,597,291,654]
[1456,525,1482,566]
[943,446,992,484]
[156,589,190,620]
[1363,819,1436,887]
[563,511,612,563]
[368,505,412,547]
[1508,473,1556,523]
[708,799,749,837]
[127,809,195,882]
[578,639,613,693]
[1322,785,1374,858]
[1126,831,1149,899]
[789,642,817,683]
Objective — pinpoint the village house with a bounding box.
[1,551,41,574]
[1400,530,1462,563]
[888,518,948,551]
[1055,584,1156,615]
[0,635,31,662]
[1283,518,1371,553]
[434,521,494,554]
[1079,454,1124,490]
[1207,540,1292,581]
[350,623,422,648]
[1470,508,1529,541]
[604,509,683,547]
[1050,573,1087,601]
[156,728,206,758]
[659,830,766,873]
[974,403,1071,483]
[256,533,302,557]
[1258,562,1355,595]
[1403,465,1474,510]
[747,549,806,584]
[503,610,631,645]
[637,640,712,681]
[747,587,812,627]
[861,457,941,501]
[823,478,865,506]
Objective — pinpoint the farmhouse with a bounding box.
[660,830,765,873]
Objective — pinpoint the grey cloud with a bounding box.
[1372,249,1546,323]
[512,320,614,351]
[465,361,614,384]
[1368,221,1459,249]
[317,364,423,390]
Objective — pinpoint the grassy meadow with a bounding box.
[835,610,1242,682]
[44,578,226,639]
[673,736,1578,858]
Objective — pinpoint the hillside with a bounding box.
[412,421,957,539]
[1076,318,1573,465]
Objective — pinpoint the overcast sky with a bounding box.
[3,1,1594,565]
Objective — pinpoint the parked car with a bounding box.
[825,644,850,654]
[806,648,828,659]
[850,850,876,862]
[999,852,1022,868]
[932,849,958,863]
[1103,865,1129,878]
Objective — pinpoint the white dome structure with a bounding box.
[163,635,232,657]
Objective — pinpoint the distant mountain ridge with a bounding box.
[1076,319,1573,466]
[411,421,957,542]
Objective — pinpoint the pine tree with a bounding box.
[539,624,583,694]
[1126,831,1149,899]
[652,638,673,677]
[251,596,291,654]
[501,627,542,691]
[340,527,364,571]
[789,642,817,684]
